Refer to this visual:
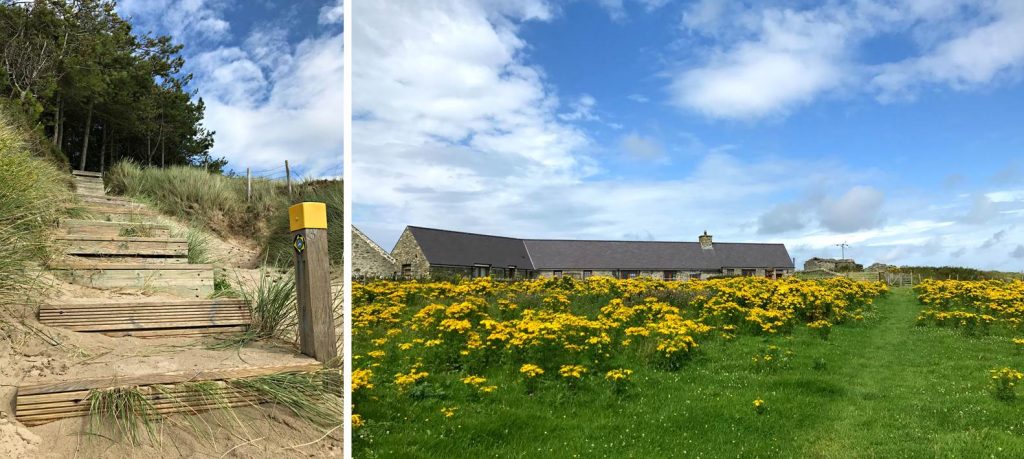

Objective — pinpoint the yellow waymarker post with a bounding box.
[289,202,336,362]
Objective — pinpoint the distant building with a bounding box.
[384,226,795,280]
[803,257,863,272]
[351,226,398,278]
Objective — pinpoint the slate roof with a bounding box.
[523,240,793,270]
[406,226,533,268]
[405,226,795,271]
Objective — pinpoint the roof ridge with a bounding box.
[407,225,525,241]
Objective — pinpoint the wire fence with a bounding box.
[241,160,342,202]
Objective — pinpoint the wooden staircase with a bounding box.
[43,170,227,321]
[14,171,325,432]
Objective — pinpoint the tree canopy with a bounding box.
[0,0,225,172]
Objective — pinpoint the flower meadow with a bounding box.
[915,279,1024,400]
[915,279,1024,332]
[352,276,887,430]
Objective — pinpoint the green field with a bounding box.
[355,288,1024,458]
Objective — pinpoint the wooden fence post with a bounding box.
[285,160,293,201]
[289,202,336,362]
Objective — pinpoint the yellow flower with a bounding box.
[520,364,544,378]
[352,368,373,392]
[394,368,429,388]
[605,368,633,382]
[559,364,587,379]
[352,414,364,428]
[440,406,457,418]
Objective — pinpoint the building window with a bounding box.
[508,266,516,278]
[689,272,701,281]
[553,270,562,278]
[401,264,412,278]
[663,270,677,281]
[741,269,755,277]
[583,270,592,279]
[472,265,490,278]
[619,270,639,279]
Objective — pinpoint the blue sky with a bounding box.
[353,0,1024,271]
[116,0,343,179]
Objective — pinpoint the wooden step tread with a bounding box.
[38,299,248,334]
[62,219,171,229]
[48,262,212,270]
[56,235,186,243]
[19,363,323,395]
[71,170,103,178]
[15,363,325,426]
[40,299,245,310]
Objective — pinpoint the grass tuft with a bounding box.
[230,370,344,427]
[87,386,159,446]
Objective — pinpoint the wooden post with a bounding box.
[246,168,251,202]
[289,202,336,362]
[285,160,293,201]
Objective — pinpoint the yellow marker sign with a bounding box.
[288,202,328,231]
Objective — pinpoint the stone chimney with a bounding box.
[699,230,713,250]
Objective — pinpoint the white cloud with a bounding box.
[671,8,852,119]
[118,1,344,178]
[758,202,808,235]
[319,0,344,25]
[627,93,649,103]
[873,1,1024,101]
[118,0,231,42]
[960,194,999,224]
[619,132,665,161]
[559,94,599,121]
[198,33,344,177]
[1012,245,1024,259]
[671,1,1024,119]
[818,186,886,233]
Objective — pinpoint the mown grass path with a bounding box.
[356,289,1024,458]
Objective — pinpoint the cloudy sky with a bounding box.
[117,0,343,179]
[353,0,1024,271]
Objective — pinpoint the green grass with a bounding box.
[105,161,343,267]
[354,289,1024,458]
[0,107,74,309]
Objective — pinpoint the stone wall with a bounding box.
[803,258,862,272]
[390,228,431,278]
[352,227,398,278]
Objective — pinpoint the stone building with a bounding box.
[351,226,398,279]
[386,226,795,280]
[803,257,863,272]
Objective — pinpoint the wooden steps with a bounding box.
[83,206,159,222]
[72,170,103,178]
[56,235,187,258]
[38,299,250,336]
[61,219,172,238]
[48,263,214,298]
[77,194,139,206]
[15,363,323,426]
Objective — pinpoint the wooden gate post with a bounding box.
[289,202,337,362]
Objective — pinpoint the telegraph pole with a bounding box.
[836,242,849,259]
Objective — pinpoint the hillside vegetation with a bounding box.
[106,161,342,266]
[0,107,74,308]
[891,266,1021,281]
